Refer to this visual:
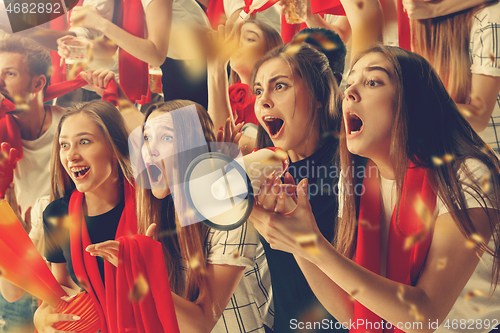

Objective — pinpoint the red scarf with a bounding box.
[397,0,411,51]
[105,234,180,333]
[115,0,150,104]
[353,161,437,333]
[207,0,225,29]
[69,180,137,333]
[228,82,258,126]
[0,77,119,163]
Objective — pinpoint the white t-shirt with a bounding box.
[470,3,500,154]
[13,106,64,216]
[141,0,211,60]
[376,160,499,333]
[207,222,274,333]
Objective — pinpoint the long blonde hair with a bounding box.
[51,100,133,200]
[410,2,497,103]
[135,100,215,302]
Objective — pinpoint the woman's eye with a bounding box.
[162,135,173,141]
[276,83,287,90]
[254,88,262,96]
[246,38,255,42]
[60,142,68,149]
[366,79,381,87]
[144,135,150,141]
[80,139,90,145]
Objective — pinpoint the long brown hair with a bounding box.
[336,45,500,289]
[250,43,342,150]
[410,1,497,103]
[51,100,133,200]
[229,20,284,86]
[134,100,215,302]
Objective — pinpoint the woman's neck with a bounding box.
[239,72,250,86]
[83,175,122,216]
[371,157,395,180]
[289,137,322,163]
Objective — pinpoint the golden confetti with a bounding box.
[459,107,473,118]
[310,33,339,51]
[481,174,490,193]
[464,289,488,301]
[358,219,379,230]
[295,233,320,256]
[465,233,484,249]
[413,195,434,228]
[490,51,495,63]
[404,230,426,250]
[432,153,454,166]
[232,250,240,259]
[67,61,87,80]
[431,156,443,166]
[442,154,453,163]
[130,273,149,302]
[87,44,93,64]
[189,255,206,275]
[48,215,73,229]
[437,257,447,270]
[397,285,405,303]
[409,303,424,322]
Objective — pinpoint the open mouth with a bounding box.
[71,166,90,179]
[346,113,363,135]
[263,116,285,138]
[147,163,163,183]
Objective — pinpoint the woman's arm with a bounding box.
[72,0,172,67]
[339,0,383,59]
[305,0,351,43]
[403,0,491,19]
[172,264,245,333]
[251,180,494,333]
[457,73,500,133]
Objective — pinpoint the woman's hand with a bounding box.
[56,36,93,60]
[207,20,243,70]
[216,117,244,158]
[33,300,79,333]
[70,6,107,32]
[79,69,116,96]
[250,178,322,259]
[86,224,157,267]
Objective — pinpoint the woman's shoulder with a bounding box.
[473,2,500,26]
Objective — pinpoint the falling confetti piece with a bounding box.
[437,257,447,270]
[442,154,453,163]
[432,153,454,166]
[295,233,320,256]
[404,230,426,250]
[232,250,240,259]
[413,195,434,228]
[464,289,488,301]
[189,255,206,275]
[397,285,405,302]
[481,174,490,193]
[409,303,424,322]
[130,274,149,302]
[431,156,443,166]
[358,219,379,230]
[87,45,93,63]
[465,233,484,249]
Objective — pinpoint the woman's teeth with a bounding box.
[71,166,90,178]
[264,116,285,136]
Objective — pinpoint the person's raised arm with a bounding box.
[304,0,351,43]
[340,0,383,59]
[252,180,495,333]
[403,0,491,20]
[72,0,172,67]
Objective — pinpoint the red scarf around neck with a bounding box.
[353,161,437,333]
[69,179,137,333]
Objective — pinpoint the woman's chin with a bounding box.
[151,188,170,199]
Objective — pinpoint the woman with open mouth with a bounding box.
[251,44,500,333]
[36,100,138,332]
[247,0,385,331]
[207,20,283,147]
[87,100,274,333]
